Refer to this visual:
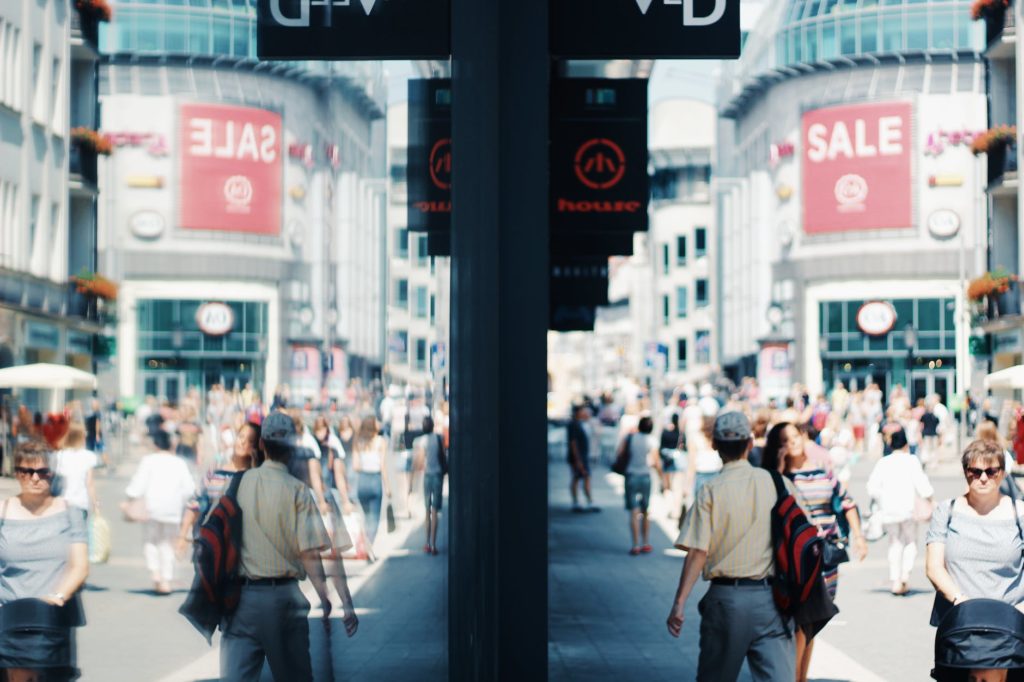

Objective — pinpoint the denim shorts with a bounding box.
[624,474,651,511]
[424,473,444,511]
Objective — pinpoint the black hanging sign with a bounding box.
[551,0,740,59]
[408,78,452,233]
[550,78,648,237]
[549,305,597,332]
[550,256,610,308]
[257,0,450,59]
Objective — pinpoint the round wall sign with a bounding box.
[856,301,897,336]
[195,302,234,336]
[129,211,166,239]
[928,209,961,240]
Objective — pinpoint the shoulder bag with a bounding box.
[611,434,632,476]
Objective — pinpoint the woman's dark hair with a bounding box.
[888,427,908,452]
[761,422,793,474]
[153,429,172,451]
[423,416,435,433]
[638,416,654,434]
[670,413,680,428]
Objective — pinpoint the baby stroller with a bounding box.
[932,598,1024,681]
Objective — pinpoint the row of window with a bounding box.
[650,166,711,203]
[392,280,435,321]
[660,229,707,273]
[675,331,712,371]
[102,8,256,57]
[394,228,431,265]
[819,298,957,355]
[0,20,23,111]
[389,331,430,372]
[661,281,710,323]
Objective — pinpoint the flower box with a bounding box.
[74,0,112,22]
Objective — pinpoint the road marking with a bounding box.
[809,636,887,682]
[155,515,422,682]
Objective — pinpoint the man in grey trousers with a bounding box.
[666,411,796,681]
[220,411,358,681]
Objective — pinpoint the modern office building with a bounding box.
[384,98,449,393]
[717,0,987,405]
[0,0,104,410]
[96,6,387,405]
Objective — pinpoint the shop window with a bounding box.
[917,299,941,332]
[894,299,914,330]
[827,302,843,336]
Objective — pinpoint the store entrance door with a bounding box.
[910,370,954,406]
[141,372,186,405]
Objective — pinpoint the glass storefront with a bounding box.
[136,298,268,402]
[819,297,956,404]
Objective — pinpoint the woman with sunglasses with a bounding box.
[0,440,89,682]
[926,439,1024,682]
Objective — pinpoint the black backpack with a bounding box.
[768,470,825,620]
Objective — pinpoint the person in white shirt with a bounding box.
[55,421,98,516]
[866,427,934,595]
[124,429,196,594]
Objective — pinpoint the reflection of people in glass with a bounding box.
[0,441,89,682]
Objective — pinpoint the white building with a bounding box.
[717,0,987,405]
[385,98,449,393]
[96,11,387,406]
[0,0,103,411]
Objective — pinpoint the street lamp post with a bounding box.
[903,324,918,399]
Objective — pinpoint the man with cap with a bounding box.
[220,411,358,682]
[666,410,797,682]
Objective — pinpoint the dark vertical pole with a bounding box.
[449,0,548,679]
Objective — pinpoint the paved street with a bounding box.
[549,450,968,682]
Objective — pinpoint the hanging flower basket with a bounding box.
[72,270,118,300]
[971,125,1017,155]
[968,268,1018,302]
[71,127,113,156]
[74,0,112,22]
[971,0,1009,20]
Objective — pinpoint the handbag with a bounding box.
[913,495,935,523]
[821,536,850,569]
[385,501,396,534]
[119,498,149,523]
[88,512,111,564]
[611,434,632,476]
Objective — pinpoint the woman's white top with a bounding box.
[125,453,197,524]
[357,437,385,473]
[866,450,934,524]
[55,448,98,511]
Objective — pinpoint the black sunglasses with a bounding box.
[15,466,53,479]
[965,466,1003,480]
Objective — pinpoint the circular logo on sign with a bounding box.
[129,210,165,239]
[834,174,868,208]
[195,302,234,336]
[224,175,254,212]
[928,209,961,240]
[856,301,897,336]
[429,138,452,191]
[574,138,626,190]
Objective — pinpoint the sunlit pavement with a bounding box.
[548,449,968,682]
[0,450,449,681]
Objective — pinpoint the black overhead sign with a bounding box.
[550,305,597,333]
[551,232,634,258]
[551,0,739,59]
[257,0,450,59]
[551,257,610,308]
[551,78,648,237]
[408,79,452,234]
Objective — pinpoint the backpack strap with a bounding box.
[768,469,787,501]
[226,470,246,500]
[946,497,956,532]
[436,434,448,475]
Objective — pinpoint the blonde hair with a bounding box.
[355,416,378,450]
[63,422,87,449]
[976,421,1003,448]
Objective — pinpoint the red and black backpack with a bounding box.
[768,469,824,618]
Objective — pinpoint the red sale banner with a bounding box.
[802,101,913,235]
[179,103,282,235]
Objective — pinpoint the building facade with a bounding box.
[717,0,987,405]
[385,99,449,393]
[97,8,387,406]
[0,0,103,411]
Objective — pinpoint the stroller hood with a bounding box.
[935,598,1024,671]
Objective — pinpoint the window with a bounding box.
[51,58,62,126]
[415,234,429,266]
[414,286,428,318]
[395,228,408,259]
[696,279,709,307]
[662,295,670,326]
[391,331,408,363]
[676,236,687,266]
[31,43,44,123]
[661,244,669,275]
[677,339,688,371]
[414,338,427,372]
[696,330,711,365]
[28,194,40,267]
[430,294,436,324]
[394,279,408,308]
[676,287,688,319]
[695,227,707,257]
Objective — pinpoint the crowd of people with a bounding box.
[0,380,449,680]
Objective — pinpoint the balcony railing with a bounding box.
[0,268,101,325]
[69,144,98,186]
[988,143,1018,186]
[988,279,1024,322]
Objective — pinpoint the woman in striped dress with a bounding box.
[762,421,867,682]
